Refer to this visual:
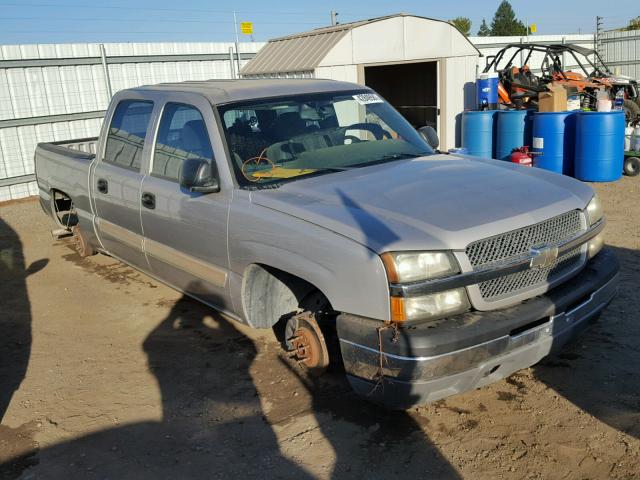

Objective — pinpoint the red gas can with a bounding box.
[511,146,533,167]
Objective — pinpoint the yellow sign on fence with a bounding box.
[241,22,253,35]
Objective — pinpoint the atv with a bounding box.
[483,43,640,123]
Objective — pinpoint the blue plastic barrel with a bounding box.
[574,111,625,182]
[495,110,533,161]
[461,111,496,158]
[476,73,499,109]
[531,112,576,175]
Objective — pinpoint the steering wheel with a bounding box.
[241,148,277,182]
[343,135,362,144]
[344,123,392,140]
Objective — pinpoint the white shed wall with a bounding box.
[314,65,359,83]
[442,55,479,150]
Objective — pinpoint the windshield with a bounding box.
[218,90,433,187]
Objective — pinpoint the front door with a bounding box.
[140,99,232,311]
[93,98,154,269]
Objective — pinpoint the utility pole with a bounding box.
[330,10,338,26]
[233,11,241,78]
[595,16,603,69]
[99,43,113,99]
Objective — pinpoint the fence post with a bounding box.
[235,42,242,78]
[99,44,113,100]
[229,46,237,79]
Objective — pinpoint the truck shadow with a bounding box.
[1,289,315,478]
[277,354,461,479]
[0,217,48,476]
[1,287,458,478]
[533,245,639,439]
[0,217,31,421]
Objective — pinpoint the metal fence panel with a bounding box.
[600,30,640,80]
[0,41,263,201]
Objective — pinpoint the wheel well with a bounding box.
[50,189,78,229]
[241,264,330,329]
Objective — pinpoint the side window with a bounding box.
[104,100,154,171]
[152,103,213,182]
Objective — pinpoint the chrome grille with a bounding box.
[466,210,585,301]
[477,247,583,300]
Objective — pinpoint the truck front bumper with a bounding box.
[337,249,619,409]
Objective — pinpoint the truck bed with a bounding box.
[35,137,98,221]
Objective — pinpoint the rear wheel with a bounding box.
[71,225,97,257]
[624,156,640,177]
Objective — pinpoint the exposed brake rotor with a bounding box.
[286,311,330,373]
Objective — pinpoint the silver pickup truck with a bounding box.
[35,79,619,409]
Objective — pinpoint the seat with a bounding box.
[272,112,308,141]
[180,120,212,160]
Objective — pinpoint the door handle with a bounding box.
[97,178,108,194]
[141,192,156,210]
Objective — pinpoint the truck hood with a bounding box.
[250,155,594,253]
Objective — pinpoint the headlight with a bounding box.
[391,288,470,323]
[381,251,460,283]
[585,194,603,226]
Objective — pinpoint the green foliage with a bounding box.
[621,16,640,31]
[489,0,528,36]
[449,17,472,36]
[477,18,491,36]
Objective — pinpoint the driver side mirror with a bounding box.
[180,158,220,194]
[418,126,439,150]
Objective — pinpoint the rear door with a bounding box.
[139,94,232,311]
[93,96,154,269]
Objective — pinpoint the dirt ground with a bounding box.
[0,177,638,480]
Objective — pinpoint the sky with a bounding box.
[0,0,637,45]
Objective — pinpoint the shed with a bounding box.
[241,14,480,149]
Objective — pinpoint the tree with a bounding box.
[490,0,527,36]
[477,18,491,36]
[449,17,472,36]
[621,16,640,31]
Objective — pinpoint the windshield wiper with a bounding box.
[378,152,431,161]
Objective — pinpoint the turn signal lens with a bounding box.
[390,297,407,322]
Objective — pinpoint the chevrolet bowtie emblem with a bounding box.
[529,244,559,269]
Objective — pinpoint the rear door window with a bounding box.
[152,103,213,182]
[103,100,154,171]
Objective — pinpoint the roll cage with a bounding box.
[483,43,611,81]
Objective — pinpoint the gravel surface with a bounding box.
[0,177,638,479]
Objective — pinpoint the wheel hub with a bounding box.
[286,312,329,371]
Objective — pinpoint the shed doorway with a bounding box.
[363,61,439,131]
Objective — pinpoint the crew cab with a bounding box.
[35,79,619,408]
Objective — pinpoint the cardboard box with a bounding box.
[538,83,568,112]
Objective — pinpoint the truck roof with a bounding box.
[132,78,368,105]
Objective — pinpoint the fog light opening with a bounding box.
[587,232,605,259]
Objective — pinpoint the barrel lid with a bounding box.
[575,110,624,115]
[463,110,497,115]
[533,111,576,116]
